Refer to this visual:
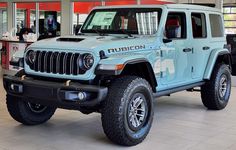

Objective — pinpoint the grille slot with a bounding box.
[28,51,85,75]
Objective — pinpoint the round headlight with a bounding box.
[27,50,36,64]
[82,54,94,70]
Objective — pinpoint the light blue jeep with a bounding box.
[3,4,235,146]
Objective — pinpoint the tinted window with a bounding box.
[209,14,224,37]
[165,12,187,39]
[191,13,207,38]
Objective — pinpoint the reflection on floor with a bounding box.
[0,76,236,150]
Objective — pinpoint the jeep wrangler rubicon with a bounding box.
[3,4,236,146]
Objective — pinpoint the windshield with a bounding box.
[81,8,162,35]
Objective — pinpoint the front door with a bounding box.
[161,11,192,88]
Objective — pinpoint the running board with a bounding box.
[154,82,205,98]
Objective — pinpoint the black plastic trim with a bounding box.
[95,58,149,76]
[217,51,233,74]
[3,75,108,110]
[154,82,205,98]
[56,37,85,42]
[95,58,157,92]
[95,69,122,76]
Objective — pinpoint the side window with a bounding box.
[209,14,224,37]
[191,13,207,38]
[165,12,187,39]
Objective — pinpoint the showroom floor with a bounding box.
[0,76,236,150]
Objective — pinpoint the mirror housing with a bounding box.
[163,39,172,43]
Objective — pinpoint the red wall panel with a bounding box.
[0,3,7,8]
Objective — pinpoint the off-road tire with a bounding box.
[201,63,231,110]
[101,76,154,146]
[6,94,57,125]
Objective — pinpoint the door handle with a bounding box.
[183,48,192,53]
[203,46,210,50]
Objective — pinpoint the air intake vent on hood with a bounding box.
[57,37,85,42]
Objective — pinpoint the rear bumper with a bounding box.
[3,75,108,110]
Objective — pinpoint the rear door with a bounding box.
[190,12,211,80]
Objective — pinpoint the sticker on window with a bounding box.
[90,12,117,27]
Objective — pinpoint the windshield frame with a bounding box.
[80,7,163,35]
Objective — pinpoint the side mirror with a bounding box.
[163,39,172,43]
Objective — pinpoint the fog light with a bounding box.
[61,90,88,102]
[78,92,86,100]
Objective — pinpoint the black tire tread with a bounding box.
[201,63,231,110]
[7,95,26,124]
[102,76,153,146]
[6,94,56,125]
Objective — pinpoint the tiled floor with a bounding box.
[0,76,236,150]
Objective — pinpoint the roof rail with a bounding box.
[183,3,215,7]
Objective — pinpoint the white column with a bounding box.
[35,3,39,38]
[0,9,3,37]
[176,0,187,3]
[137,0,141,5]
[7,2,15,32]
[215,0,223,11]
[101,0,105,6]
[61,0,73,36]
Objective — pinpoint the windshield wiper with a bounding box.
[77,33,85,35]
[117,29,133,37]
[94,29,107,36]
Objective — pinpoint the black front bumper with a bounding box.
[3,75,108,110]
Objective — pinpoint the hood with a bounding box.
[28,35,158,56]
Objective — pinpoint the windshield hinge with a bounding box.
[160,50,163,57]
[160,71,163,78]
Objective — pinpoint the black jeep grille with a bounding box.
[29,51,86,75]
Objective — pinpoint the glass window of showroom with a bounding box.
[0,2,7,38]
[224,6,236,34]
[15,2,61,39]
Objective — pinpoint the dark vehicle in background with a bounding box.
[227,34,236,75]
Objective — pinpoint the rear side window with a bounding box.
[191,13,207,38]
[209,14,224,37]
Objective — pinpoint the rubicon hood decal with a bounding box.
[108,45,146,53]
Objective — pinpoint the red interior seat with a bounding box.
[165,17,180,38]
